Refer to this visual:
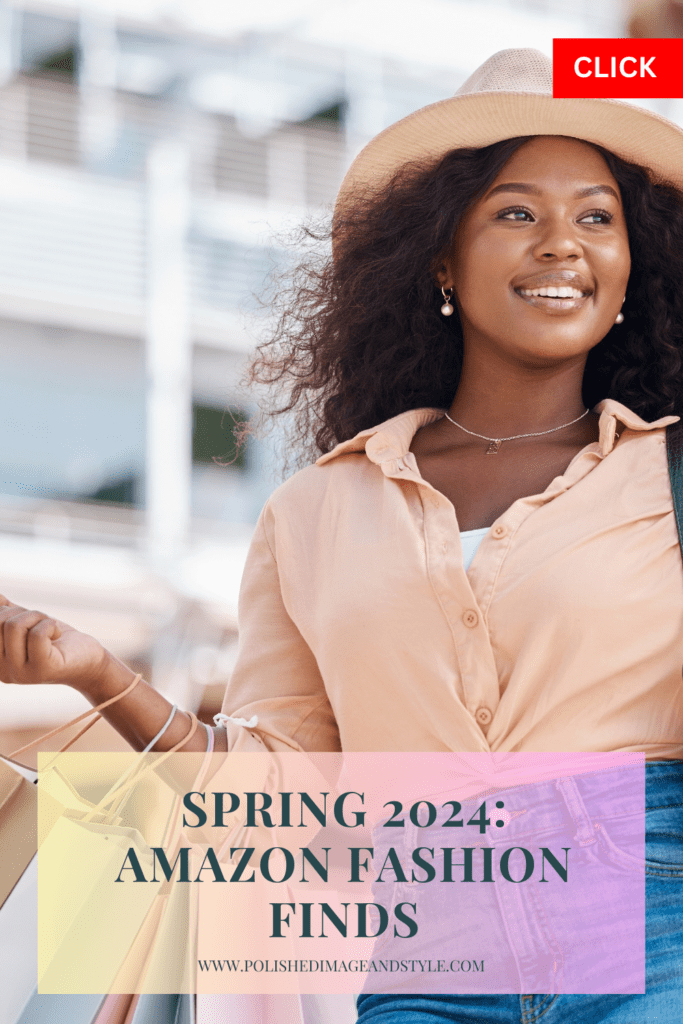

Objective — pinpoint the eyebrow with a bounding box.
[484,182,621,202]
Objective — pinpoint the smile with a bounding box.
[519,286,586,298]
[513,285,591,312]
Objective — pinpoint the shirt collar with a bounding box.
[315,399,680,466]
[593,398,679,455]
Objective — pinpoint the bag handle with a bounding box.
[666,419,683,556]
[6,673,143,769]
[81,712,200,822]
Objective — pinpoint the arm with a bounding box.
[217,498,341,753]
[0,500,339,755]
[0,613,215,753]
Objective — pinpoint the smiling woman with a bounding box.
[412,134,633,529]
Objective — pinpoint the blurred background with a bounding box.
[0,0,672,753]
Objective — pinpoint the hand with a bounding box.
[0,596,110,692]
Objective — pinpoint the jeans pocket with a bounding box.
[596,806,683,877]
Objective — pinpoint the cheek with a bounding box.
[452,234,515,305]
[598,250,631,299]
[600,232,630,285]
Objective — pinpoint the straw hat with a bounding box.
[334,47,683,216]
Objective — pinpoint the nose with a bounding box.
[532,216,583,262]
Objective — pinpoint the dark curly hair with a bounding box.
[244,135,683,469]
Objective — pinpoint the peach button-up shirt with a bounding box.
[220,398,683,759]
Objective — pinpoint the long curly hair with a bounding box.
[244,135,683,469]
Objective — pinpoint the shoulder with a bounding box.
[265,406,446,515]
[265,451,373,523]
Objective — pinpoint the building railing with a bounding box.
[0,73,347,210]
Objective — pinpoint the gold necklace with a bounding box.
[444,408,591,454]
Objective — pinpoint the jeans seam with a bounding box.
[532,994,560,1021]
[520,993,559,1023]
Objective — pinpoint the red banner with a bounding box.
[553,38,683,98]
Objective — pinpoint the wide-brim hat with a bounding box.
[334,47,683,217]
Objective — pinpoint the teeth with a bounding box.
[519,286,585,299]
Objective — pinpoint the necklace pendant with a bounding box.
[485,439,501,455]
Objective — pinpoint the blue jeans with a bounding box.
[355,760,683,1023]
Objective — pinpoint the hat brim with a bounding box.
[334,91,683,216]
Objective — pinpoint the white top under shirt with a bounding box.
[460,527,488,571]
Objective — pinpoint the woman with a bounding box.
[2,48,683,1021]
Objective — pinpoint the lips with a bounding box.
[512,271,593,313]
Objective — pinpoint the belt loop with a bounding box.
[555,775,597,846]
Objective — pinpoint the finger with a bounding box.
[0,598,29,654]
[0,596,27,618]
[26,617,62,672]
[2,610,50,668]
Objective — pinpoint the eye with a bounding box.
[497,206,534,221]
[578,209,613,224]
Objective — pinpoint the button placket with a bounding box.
[416,488,500,728]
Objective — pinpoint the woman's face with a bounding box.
[438,135,631,367]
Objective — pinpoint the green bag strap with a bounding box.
[666,418,683,555]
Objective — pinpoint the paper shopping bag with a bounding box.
[0,757,37,910]
[10,994,106,1024]
[0,852,37,1024]
[122,993,194,1024]
[38,812,163,994]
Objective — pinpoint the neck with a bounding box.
[449,344,589,438]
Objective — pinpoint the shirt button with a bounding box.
[475,706,492,726]
[492,524,507,539]
[463,609,479,628]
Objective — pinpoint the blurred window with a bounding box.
[192,404,249,471]
[0,322,145,507]
[214,116,269,197]
[20,13,79,77]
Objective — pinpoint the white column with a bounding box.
[145,139,192,569]
[78,4,118,167]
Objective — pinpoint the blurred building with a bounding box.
[0,0,627,746]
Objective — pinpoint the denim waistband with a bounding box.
[436,759,682,848]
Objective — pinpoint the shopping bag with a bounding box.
[0,674,191,1019]
[10,994,106,1024]
[39,724,214,996]
[0,672,145,915]
[86,994,136,1024]
[122,993,195,1024]
[0,757,37,910]
[37,813,164,993]
[0,852,37,1024]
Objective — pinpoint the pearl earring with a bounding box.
[615,312,624,324]
[441,287,454,316]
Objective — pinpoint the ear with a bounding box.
[430,252,454,290]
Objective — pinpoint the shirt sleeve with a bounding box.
[218,499,341,754]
